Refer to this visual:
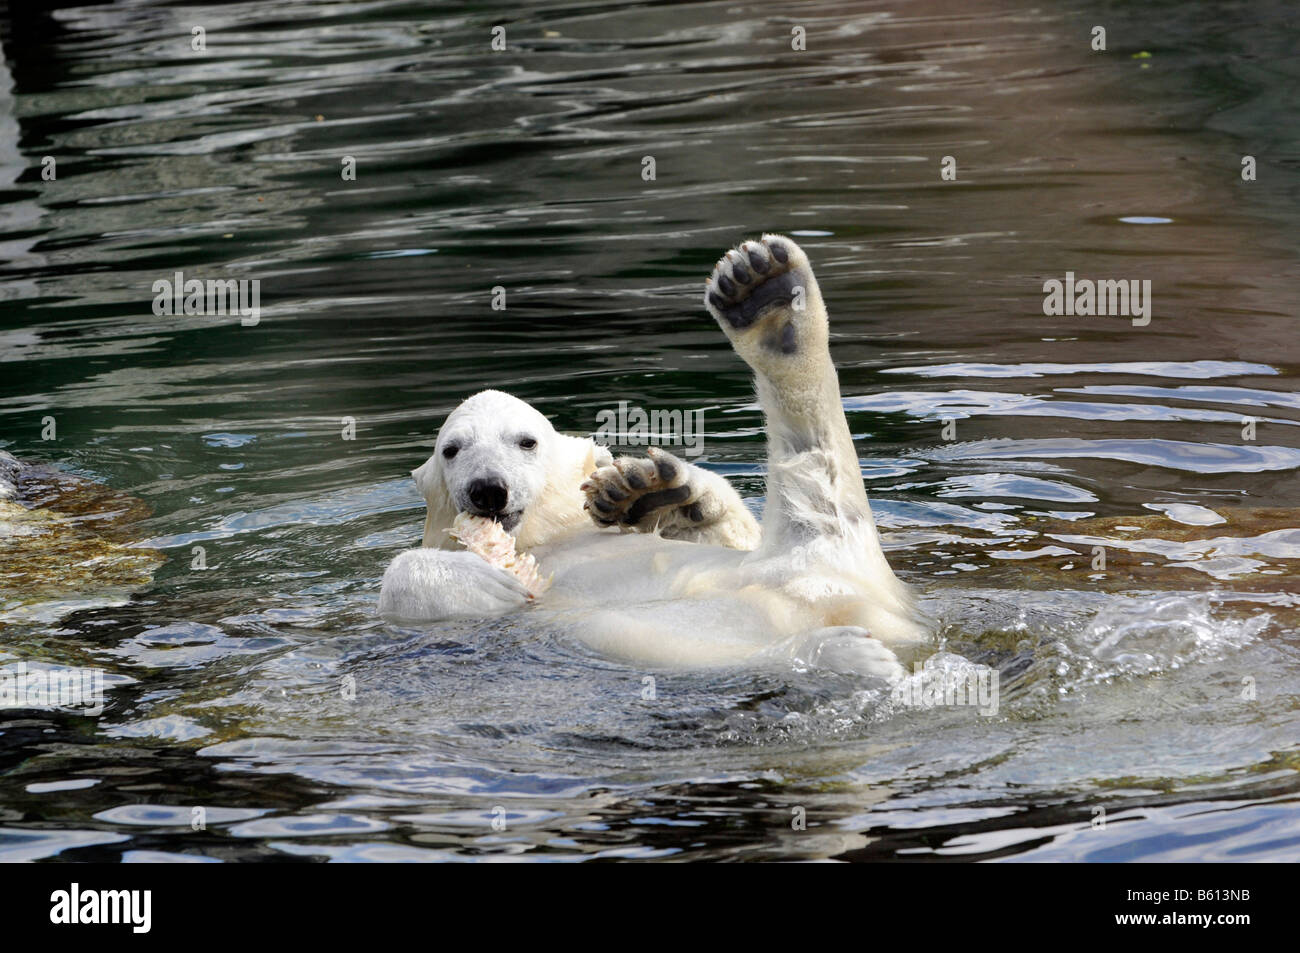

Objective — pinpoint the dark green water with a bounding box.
[1,0,1298,861]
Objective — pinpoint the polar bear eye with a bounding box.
[518,437,537,451]
[442,445,459,460]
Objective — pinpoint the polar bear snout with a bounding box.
[455,466,524,531]
[467,476,510,517]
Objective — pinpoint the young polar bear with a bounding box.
[379,235,926,677]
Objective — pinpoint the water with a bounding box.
[1,0,1298,861]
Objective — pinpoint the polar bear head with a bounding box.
[412,389,609,551]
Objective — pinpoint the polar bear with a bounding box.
[378,235,926,677]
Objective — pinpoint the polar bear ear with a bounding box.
[552,433,607,480]
[412,455,458,549]
[511,432,604,550]
[411,455,441,499]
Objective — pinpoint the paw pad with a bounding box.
[581,447,695,528]
[704,235,804,331]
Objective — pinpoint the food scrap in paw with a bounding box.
[448,512,550,597]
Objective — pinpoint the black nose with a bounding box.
[468,477,509,514]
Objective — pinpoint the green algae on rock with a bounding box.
[0,451,162,626]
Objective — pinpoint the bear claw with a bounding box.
[703,235,805,333]
[582,447,696,529]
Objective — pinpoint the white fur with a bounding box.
[378,236,927,677]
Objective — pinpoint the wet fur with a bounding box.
[378,235,926,677]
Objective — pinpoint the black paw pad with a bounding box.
[715,270,802,330]
[763,321,798,355]
[625,485,692,525]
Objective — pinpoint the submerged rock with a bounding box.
[0,450,19,501]
[889,503,1300,635]
[0,452,162,626]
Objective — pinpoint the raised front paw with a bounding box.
[704,234,812,335]
[581,447,703,530]
[703,234,830,376]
